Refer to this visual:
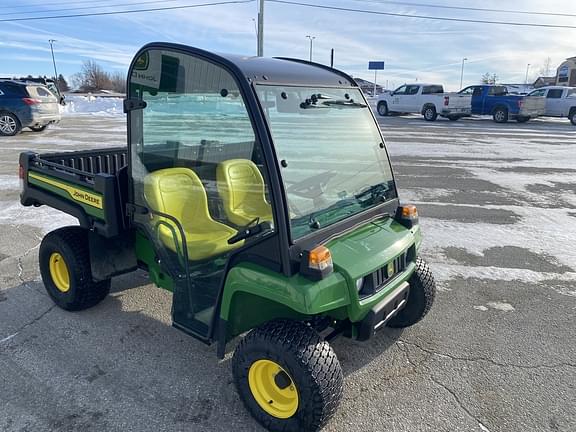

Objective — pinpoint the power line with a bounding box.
[5,0,143,9]
[356,0,576,19]
[4,0,193,17]
[0,0,254,23]
[268,0,576,29]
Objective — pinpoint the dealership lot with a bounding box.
[0,114,575,432]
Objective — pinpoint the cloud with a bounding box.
[2,0,575,88]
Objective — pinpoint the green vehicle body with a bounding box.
[20,42,426,358]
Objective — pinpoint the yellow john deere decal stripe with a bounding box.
[29,172,104,209]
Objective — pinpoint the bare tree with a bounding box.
[77,60,112,91]
[481,72,498,85]
[109,71,126,93]
[538,57,553,76]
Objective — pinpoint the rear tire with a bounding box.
[232,320,343,432]
[423,106,438,121]
[377,101,389,116]
[30,124,49,132]
[388,257,436,328]
[0,112,21,136]
[569,109,576,126]
[516,116,530,123]
[492,107,509,123]
[39,226,110,311]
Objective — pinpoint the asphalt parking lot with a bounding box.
[1,113,575,432]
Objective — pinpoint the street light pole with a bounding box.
[257,0,264,57]
[306,35,315,62]
[525,63,531,84]
[48,39,59,84]
[459,57,467,89]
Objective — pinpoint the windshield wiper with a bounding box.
[354,181,395,206]
[306,198,359,229]
[228,218,272,244]
[321,100,367,108]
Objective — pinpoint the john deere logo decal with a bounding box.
[28,172,103,209]
[134,52,149,70]
[72,190,101,206]
[387,261,395,278]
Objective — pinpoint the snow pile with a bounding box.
[60,95,123,116]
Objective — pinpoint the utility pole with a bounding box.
[306,35,315,62]
[48,39,59,85]
[525,63,531,84]
[459,57,467,89]
[330,49,334,68]
[257,0,264,57]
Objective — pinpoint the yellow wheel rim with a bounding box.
[248,359,299,419]
[49,252,70,293]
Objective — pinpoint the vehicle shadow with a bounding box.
[0,274,407,432]
[329,326,404,377]
[0,278,262,432]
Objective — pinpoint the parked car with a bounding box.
[0,80,61,136]
[376,83,472,121]
[458,84,545,123]
[0,77,66,105]
[527,86,576,125]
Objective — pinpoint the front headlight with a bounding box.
[355,277,364,292]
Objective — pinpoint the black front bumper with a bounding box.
[356,281,410,341]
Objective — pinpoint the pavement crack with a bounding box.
[1,304,56,343]
[399,339,576,371]
[429,374,488,431]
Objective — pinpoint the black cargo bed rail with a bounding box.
[32,147,128,185]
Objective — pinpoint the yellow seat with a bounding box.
[144,168,240,261]
[216,159,273,226]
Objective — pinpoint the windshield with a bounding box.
[255,85,396,240]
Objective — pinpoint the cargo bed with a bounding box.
[20,147,129,237]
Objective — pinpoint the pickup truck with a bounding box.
[376,83,471,121]
[458,84,545,123]
[527,86,576,125]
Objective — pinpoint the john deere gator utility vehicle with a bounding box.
[19,43,436,432]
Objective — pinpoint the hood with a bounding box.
[327,217,416,280]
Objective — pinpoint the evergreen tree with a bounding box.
[57,74,70,92]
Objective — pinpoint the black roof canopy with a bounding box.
[132,42,357,88]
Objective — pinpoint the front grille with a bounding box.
[358,245,415,298]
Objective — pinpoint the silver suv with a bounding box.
[0,80,61,136]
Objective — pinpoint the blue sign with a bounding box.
[559,65,569,78]
[368,61,385,70]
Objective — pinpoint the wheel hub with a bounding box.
[49,252,70,293]
[248,359,299,418]
[0,116,16,134]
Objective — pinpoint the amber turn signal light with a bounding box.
[401,205,418,219]
[396,204,419,228]
[308,245,333,271]
[300,245,334,280]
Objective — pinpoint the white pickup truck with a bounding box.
[527,86,576,125]
[376,84,471,121]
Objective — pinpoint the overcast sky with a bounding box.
[1,0,575,90]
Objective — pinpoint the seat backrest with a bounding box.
[144,167,212,228]
[216,159,271,225]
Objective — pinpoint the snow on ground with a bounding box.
[60,95,123,116]
[381,116,576,295]
[0,175,20,190]
[0,201,77,234]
